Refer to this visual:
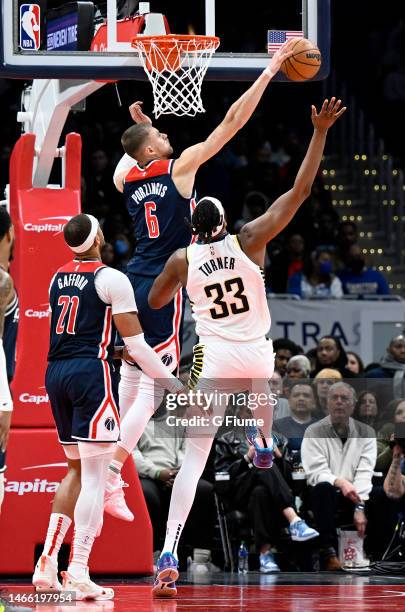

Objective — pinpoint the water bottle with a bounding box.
[237,541,249,574]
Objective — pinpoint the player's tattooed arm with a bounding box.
[384,445,405,499]
[0,270,13,339]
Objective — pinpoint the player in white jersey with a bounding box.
[148,97,346,597]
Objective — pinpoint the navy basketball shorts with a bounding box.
[127,273,186,372]
[46,358,120,445]
[0,450,6,474]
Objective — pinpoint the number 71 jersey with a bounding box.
[48,260,115,361]
[186,234,271,342]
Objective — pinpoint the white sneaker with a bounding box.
[32,555,62,591]
[61,569,114,601]
[104,477,134,522]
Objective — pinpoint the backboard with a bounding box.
[0,0,330,81]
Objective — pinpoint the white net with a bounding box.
[132,35,220,118]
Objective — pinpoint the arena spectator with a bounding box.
[335,221,359,268]
[287,248,343,298]
[215,406,319,573]
[312,336,358,378]
[268,234,305,293]
[275,382,317,454]
[375,399,405,474]
[270,370,291,420]
[313,369,343,416]
[301,382,377,570]
[273,339,302,377]
[133,399,216,572]
[286,355,311,379]
[353,391,380,429]
[366,335,405,404]
[346,351,365,375]
[337,244,390,296]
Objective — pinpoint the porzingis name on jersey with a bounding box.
[198,256,235,277]
[130,181,168,205]
[57,274,88,291]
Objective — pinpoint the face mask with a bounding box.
[114,239,129,256]
[319,261,332,276]
[348,257,365,274]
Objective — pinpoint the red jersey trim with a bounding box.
[125,159,171,183]
[57,260,106,275]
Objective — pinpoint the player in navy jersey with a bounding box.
[104,38,298,520]
[33,214,183,601]
[0,207,16,515]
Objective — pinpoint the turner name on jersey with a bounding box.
[186,234,271,342]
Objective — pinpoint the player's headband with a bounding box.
[70,214,99,253]
[196,196,225,237]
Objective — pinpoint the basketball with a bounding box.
[281,38,322,81]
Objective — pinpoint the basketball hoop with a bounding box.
[132,35,220,118]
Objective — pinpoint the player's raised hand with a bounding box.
[268,38,298,76]
[129,100,152,125]
[311,97,347,132]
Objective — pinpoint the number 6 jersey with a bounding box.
[48,259,137,361]
[186,234,271,342]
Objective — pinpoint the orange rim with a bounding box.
[131,34,220,52]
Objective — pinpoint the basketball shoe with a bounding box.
[152,552,179,598]
[32,555,62,591]
[61,569,114,600]
[245,425,274,468]
[104,476,134,521]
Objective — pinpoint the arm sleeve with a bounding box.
[94,268,137,315]
[301,434,337,487]
[0,340,13,411]
[113,153,135,190]
[353,437,377,501]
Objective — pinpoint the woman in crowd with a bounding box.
[346,351,364,375]
[287,248,343,298]
[311,336,358,378]
[353,390,379,428]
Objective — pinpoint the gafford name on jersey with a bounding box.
[57,274,89,291]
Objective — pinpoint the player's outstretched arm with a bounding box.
[239,98,347,256]
[149,250,188,309]
[0,270,14,451]
[172,40,297,183]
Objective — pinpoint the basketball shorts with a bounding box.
[0,450,6,474]
[46,358,120,445]
[127,272,185,372]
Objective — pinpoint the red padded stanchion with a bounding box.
[9,134,82,427]
[0,429,153,574]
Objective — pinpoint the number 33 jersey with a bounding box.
[124,159,196,278]
[186,234,271,342]
[48,260,137,361]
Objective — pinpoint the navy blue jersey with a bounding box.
[3,289,19,382]
[124,159,195,277]
[48,260,116,362]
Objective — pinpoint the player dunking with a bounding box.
[32,214,183,600]
[148,98,346,597]
[104,38,298,520]
[0,208,17,514]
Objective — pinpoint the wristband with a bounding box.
[355,503,365,511]
[263,66,275,78]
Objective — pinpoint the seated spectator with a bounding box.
[301,382,377,570]
[268,233,305,293]
[311,336,358,378]
[335,220,358,269]
[337,244,390,296]
[273,338,302,378]
[270,370,291,420]
[313,369,343,416]
[353,391,380,429]
[287,249,343,299]
[346,351,364,376]
[215,407,319,573]
[275,382,317,455]
[286,355,311,379]
[134,398,217,572]
[375,399,405,474]
[366,334,405,404]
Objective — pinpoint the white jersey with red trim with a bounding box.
[186,234,271,342]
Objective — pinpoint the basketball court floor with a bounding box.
[2,572,405,610]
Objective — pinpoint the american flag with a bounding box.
[267,30,304,54]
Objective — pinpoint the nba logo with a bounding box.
[20,4,41,50]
